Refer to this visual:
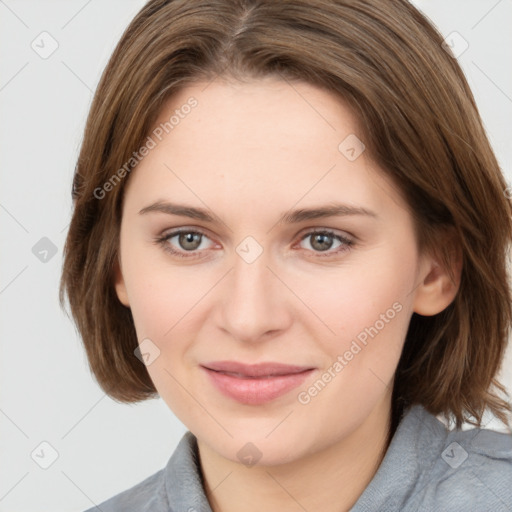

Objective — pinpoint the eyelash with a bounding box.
[153,228,354,259]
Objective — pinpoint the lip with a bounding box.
[201,361,316,405]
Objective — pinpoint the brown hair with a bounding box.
[60,0,512,431]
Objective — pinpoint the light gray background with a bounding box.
[1,1,511,510]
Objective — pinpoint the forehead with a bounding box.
[153,77,360,161]
[122,78,408,219]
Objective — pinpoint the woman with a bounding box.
[60,0,512,510]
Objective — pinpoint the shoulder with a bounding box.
[353,405,512,511]
[81,430,202,512]
[82,467,167,512]
[423,425,512,511]
[406,406,512,511]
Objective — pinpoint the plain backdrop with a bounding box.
[1,1,511,510]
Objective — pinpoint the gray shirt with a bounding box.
[84,404,512,511]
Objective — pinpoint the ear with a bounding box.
[113,257,130,307]
[413,236,462,316]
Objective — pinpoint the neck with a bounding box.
[197,396,393,512]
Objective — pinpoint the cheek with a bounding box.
[123,245,210,339]
[124,262,207,422]
[303,246,416,372]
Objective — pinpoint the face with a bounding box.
[114,77,436,466]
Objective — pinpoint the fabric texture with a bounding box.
[84,404,512,511]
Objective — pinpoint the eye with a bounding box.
[154,227,354,259]
[296,229,353,256]
[154,229,215,258]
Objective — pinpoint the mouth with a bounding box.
[200,361,316,405]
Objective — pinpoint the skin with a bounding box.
[114,77,461,512]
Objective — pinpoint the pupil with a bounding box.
[180,232,201,250]
[313,233,332,251]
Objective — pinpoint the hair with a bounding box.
[60,0,512,433]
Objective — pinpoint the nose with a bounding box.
[215,244,293,344]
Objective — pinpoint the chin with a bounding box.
[197,424,322,468]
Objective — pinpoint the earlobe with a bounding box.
[413,245,462,317]
[113,258,130,307]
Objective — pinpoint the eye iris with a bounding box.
[172,232,339,253]
[311,233,333,251]
[179,232,202,250]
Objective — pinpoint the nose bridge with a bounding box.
[217,239,290,342]
[232,245,270,300]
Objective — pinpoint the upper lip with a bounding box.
[202,361,315,378]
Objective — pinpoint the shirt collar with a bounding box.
[162,405,446,511]
[349,404,447,510]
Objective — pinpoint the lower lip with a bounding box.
[201,367,315,405]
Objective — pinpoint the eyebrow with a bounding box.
[138,200,377,224]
